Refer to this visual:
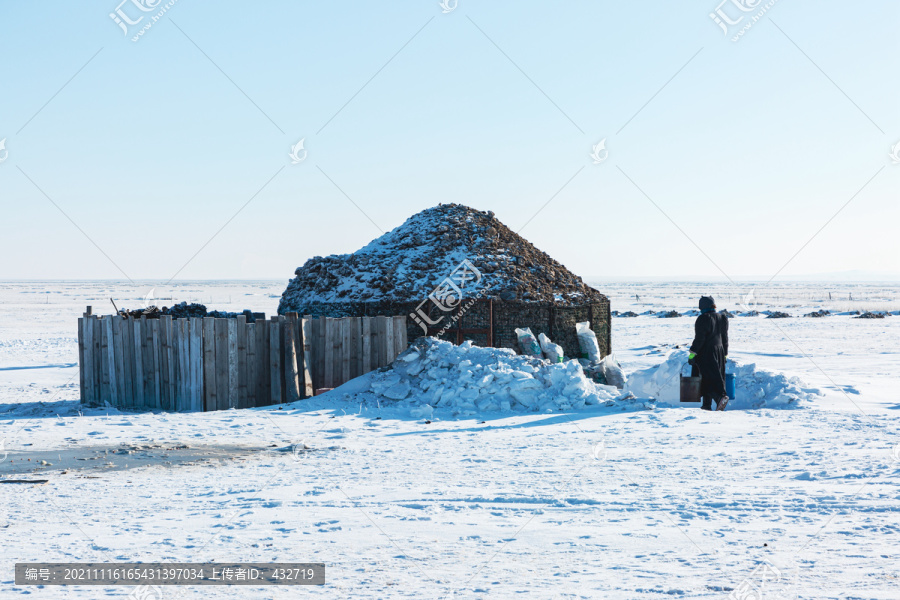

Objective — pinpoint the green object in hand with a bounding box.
[688,352,696,360]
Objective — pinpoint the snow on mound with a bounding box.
[278,204,606,314]
[625,350,819,410]
[363,337,626,415]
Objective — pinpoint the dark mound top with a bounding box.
[278,204,606,314]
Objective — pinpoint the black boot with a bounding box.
[700,396,713,411]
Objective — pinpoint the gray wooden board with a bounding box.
[361,317,371,376]
[340,317,351,386]
[77,317,85,403]
[190,318,204,412]
[99,317,111,406]
[269,317,282,404]
[301,317,314,398]
[216,319,230,411]
[227,318,238,409]
[113,316,126,407]
[82,316,95,405]
[203,317,217,412]
[235,316,246,409]
[256,318,270,406]
[133,318,145,409]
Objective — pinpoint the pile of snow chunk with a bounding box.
[625,349,820,410]
[367,337,624,415]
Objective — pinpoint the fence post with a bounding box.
[216,318,231,411]
[323,318,335,388]
[82,315,95,406]
[349,317,361,380]
[190,318,204,412]
[203,317,217,412]
[121,316,134,409]
[256,318,270,406]
[301,316,314,398]
[227,317,238,410]
[113,315,126,407]
[77,316,85,403]
[269,316,283,404]
[361,317,372,375]
[150,318,161,409]
[284,313,301,403]
[100,317,113,407]
[133,317,144,409]
[340,317,351,386]
[314,317,326,392]
[392,316,406,360]
[382,316,394,365]
[246,320,256,409]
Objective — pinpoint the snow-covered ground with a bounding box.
[2,280,899,599]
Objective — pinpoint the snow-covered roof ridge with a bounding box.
[278,203,606,313]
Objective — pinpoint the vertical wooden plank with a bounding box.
[296,313,305,390]
[172,319,182,411]
[77,317,85,404]
[121,317,134,409]
[165,316,176,411]
[158,316,168,410]
[82,316,94,406]
[92,317,102,405]
[301,316,314,398]
[383,316,395,365]
[203,317,217,412]
[158,315,170,411]
[227,318,238,410]
[392,316,406,360]
[348,317,361,379]
[133,318,144,409]
[246,322,257,409]
[237,315,249,409]
[323,318,335,389]
[113,316,126,407]
[284,314,300,403]
[175,319,186,412]
[361,317,372,376]
[340,317,351,386]
[269,316,282,404]
[100,317,112,407]
[190,318,204,412]
[215,318,230,411]
[150,318,161,410]
[256,318,270,406]
[373,316,385,369]
[310,317,322,392]
[181,319,191,411]
[140,316,151,408]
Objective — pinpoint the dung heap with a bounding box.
[278,204,605,314]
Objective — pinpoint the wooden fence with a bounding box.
[77,309,408,411]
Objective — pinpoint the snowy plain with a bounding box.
[1,280,898,599]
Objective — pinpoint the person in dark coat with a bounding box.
[689,296,729,411]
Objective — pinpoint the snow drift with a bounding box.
[625,349,820,409]
[334,337,628,416]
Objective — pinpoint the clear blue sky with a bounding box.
[1,0,897,282]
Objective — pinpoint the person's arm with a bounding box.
[690,315,711,355]
[722,314,729,356]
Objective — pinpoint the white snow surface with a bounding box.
[626,349,821,409]
[2,280,900,599]
[360,338,625,415]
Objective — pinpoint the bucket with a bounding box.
[725,373,735,400]
[680,375,702,403]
